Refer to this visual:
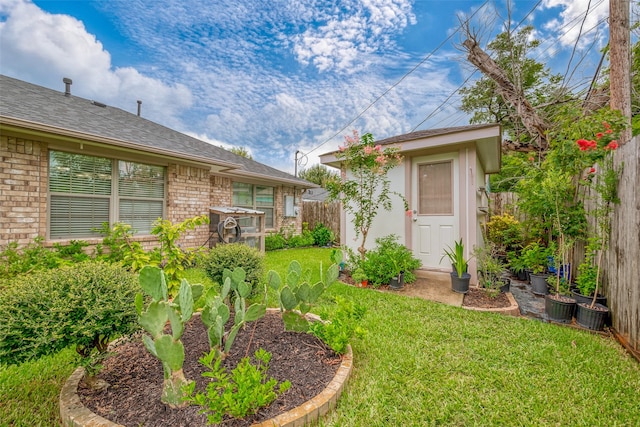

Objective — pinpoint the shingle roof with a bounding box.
[0,74,314,187]
[374,124,499,146]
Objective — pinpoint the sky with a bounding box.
[0,0,624,174]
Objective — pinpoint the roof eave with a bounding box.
[1,115,243,171]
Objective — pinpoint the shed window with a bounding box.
[418,161,453,215]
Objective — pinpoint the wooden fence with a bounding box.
[301,200,341,244]
[605,136,639,353]
[488,137,639,353]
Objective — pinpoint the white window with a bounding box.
[49,151,165,238]
[232,182,274,228]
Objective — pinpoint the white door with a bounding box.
[411,154,459,269]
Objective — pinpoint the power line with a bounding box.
[304,0,490,156]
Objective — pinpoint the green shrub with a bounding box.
[184,348,291,424]
[310,296,367,354]
[203,243,265,289]
[265,232,286,251]
[287,230,315,248]
[0,261,139,365]
[362,235,421,287]
[311,223,334,247]
[0,238,63,280]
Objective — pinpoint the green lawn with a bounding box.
[1,247,639,426]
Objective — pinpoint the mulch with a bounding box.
[462,287,512,308]
[77,312,341,427]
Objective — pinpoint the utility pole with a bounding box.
[294,150,301,177]
[609,0,631,143]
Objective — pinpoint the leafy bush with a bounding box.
[310,296,367,354]
[311,223,334,247]
[486,213,524,253]
[0,238,65,280]
[287,230,315,248]
[362,235,421,287]
[0,261,139,365]
[265,232,286,251]
[185,348,291,424]
[203,243,265,289]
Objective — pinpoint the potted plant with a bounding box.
[573,238,608,330]
[441,239,471,294]
[351,267,368,288]
[545,235,577,323]
[521,242,552,295]
[506,250,528,281]
[474,243,509,297]
[362,235,421,289]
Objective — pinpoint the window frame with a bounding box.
[232,182,275,229]
[48,150,166,239]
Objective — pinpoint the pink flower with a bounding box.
[603,122,611,129]
[528,156,535,162]
[374,145,382,152]
[605,141,619,150]
[605,129,613,134]
[405,210,413,217]
[375,155,386,164]
[364,146,374,155]
[338,146,345,152]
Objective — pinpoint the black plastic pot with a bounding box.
[544,294,576,323]
[575,303,609,331]
[571,289,607,307]
[450,272,470,294]
[389,272,405,290]
[530,273,550,296]
[499,280,510,293]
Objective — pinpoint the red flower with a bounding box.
[596,132,604,139]
[605,141,619,150]
[605,129,613,134]
[603,122,611,129]
[589,167,596,174]
[576,139,596,151]
[528,156,535,162]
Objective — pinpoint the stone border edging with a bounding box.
[60,311,353,427]
[462,291,520,317]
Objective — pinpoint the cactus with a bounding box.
[267,259,339,331]
[200,267,266,359]
[136,265,200,408]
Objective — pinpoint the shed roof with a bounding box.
[320,124,502,174]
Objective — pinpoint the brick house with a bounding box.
[0,75,316,250]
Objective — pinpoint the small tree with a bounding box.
[326,131,407,260]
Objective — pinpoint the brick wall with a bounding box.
[0,136,47,247]
[275,186,302,232]
[166,163,212,248]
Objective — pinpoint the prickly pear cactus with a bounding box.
[136,265,198,408]
[267,259,339,331]
[200,267,266,359]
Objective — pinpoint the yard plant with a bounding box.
[2,248,640,426]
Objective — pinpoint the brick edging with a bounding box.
[462,291,520,317]
[60,316,352,427]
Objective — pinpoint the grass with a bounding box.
[1,247,639,426]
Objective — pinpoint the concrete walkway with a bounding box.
[386,269,465,306]
[388,269,548,321]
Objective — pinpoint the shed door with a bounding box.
[412,154,459,269]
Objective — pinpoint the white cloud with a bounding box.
[540,0,609,48]
[0,0,192,127]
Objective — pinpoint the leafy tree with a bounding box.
[298,163,339,187]
[229,146,253,159]
[326,131,408,260]
[460,25,570,148]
